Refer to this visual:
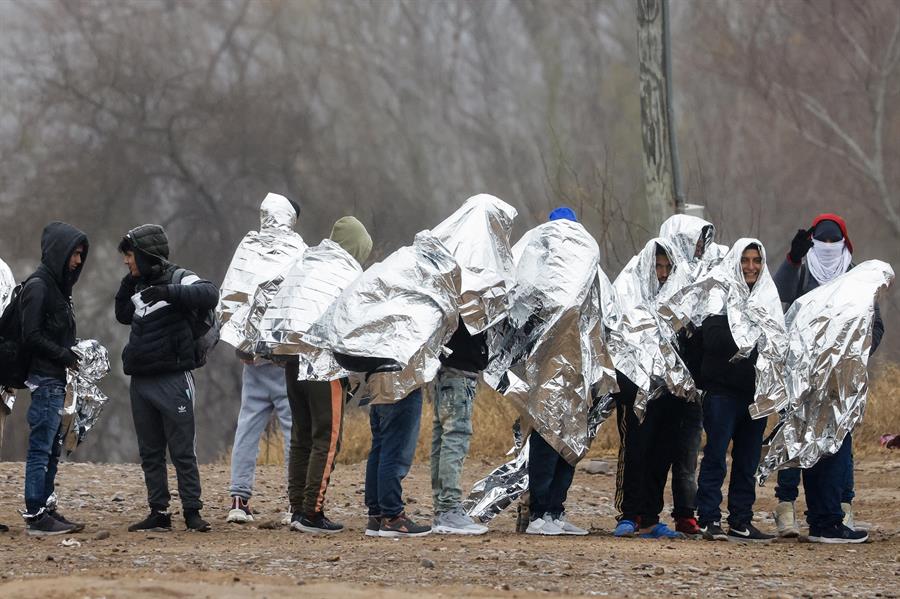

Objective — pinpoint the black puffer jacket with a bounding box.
[20,222,89,380]
[116,264,218,376]
[700,314,758,402]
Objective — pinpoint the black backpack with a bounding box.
[0,282,31,388]
[172,268,220,367]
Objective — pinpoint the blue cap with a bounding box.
[548,206,578,222]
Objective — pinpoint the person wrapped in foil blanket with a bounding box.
[217,192,306,354]
[757,260,894,482]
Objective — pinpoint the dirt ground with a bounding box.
[0,452,897,598]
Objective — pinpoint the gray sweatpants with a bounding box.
[228,362,292,500]
[130,371,203,511]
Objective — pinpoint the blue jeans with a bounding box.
[776,435,855,504]
[430,370,475,513]
[25,375,66,514]
[365,389,423,518]
[803,436,853,529]
[672,399,703,519]
[696,393,767,527]
[528,430,575,520]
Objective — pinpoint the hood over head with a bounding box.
[330,216,373,265]
[659,214,716,264]
[260,193,298,232]
[40,221,89,294]
[122,224,169,280]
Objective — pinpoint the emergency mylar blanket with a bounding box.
[756,260,894,483]
[62,339,110,453]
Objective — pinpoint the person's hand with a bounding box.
[788,227,814,264]
[64,349,80,369]
[140,286,170,304]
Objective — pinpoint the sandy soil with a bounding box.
[0,453,897,598]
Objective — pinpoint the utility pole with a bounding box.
[636,0,684,228]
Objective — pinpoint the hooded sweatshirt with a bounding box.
[329,216,373,265]
[20,222,89,380]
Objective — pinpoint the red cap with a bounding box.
[811,213,853,254]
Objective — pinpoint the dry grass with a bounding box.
[252,361,899,465]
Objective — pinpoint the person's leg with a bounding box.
[429,377,444,511]
[613,389,643,524]
[376,389,423,518]
[637,394,676,529]
[228,363,275,501]
[286,361,313,514]
[804,438,853,533]
[41,421,64,508]
[364,404,384,517]
[696,394,738,526]
[130,376,171,512]
[841,434,855,505]
[156,372,203,513]
[724,406,767,529]
[527,430,558,520]
[432,373,476,514]
[301,380,345,517]
[671,398,702,520]
[24,377,66,514]
[548,452,576,518]
[775,468,801,503]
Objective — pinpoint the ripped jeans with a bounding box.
[430,368,476,514]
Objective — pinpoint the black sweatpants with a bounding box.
[286,361,345,516]
[636,392,681,526]
[130,372,203,511]
[614,372,643,523]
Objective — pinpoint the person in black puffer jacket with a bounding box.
[20,221,89,536]
[115,224,218,533]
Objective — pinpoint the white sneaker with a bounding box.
[432,508,489,535]
[773,501,798,538]
[525,514,563,536]
[841,503,855,530]
[225,497,254,524]
[553,513,589,536]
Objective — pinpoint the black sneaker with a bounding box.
[128,510,172,532]
[291,512,344,535]
[378,512,431,538]
[727,522,774,543]
[365,515,382,537]
[26,511,77,537]
[184,509,211,532]
[699,521,728,541]
[48,509,85,533]
[808,523,868,544]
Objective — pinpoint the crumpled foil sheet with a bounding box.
[484,219,618,465]
[606,237,697,420]
[217,193,307,352]
[659,214,726,278]
[464,392,616,523]
[307,231,461,404]
[257,239,363,379]
[756,260,894,483]
[62,339,110,453]
[0,258,14,413]
[660,238,788,415]
[432,194,517,334]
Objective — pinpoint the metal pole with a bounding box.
[661,0,685,214]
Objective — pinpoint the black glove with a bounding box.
[140,285,170,304]
[788,228,814,264]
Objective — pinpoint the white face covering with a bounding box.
[807,239,852,284]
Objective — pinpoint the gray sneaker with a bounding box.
[433,507,488,535]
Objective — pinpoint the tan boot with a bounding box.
[841,502,855,530]
[774,501,799,538]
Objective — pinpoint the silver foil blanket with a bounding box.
[257,239,363,379]
[0,258,14,413]
[658,214,726,279]
[431,194,517,334]
[607,237,697,420]
[218,193,307,352]
[484,220,618,466]
[756,260,894,483]
[62,339,110,454]
[307,231,461,404]
[659,238,788,415]
[463,393,615,523]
